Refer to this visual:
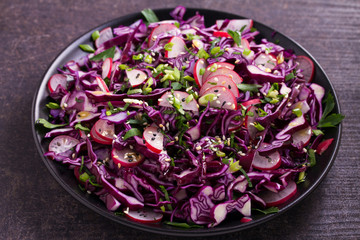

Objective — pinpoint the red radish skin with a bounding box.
[148,23,180,47]
[194,58,207,87]
[95,27,114,48]
[111,148,144,167]
[316,138,334,155]
[90,126,112,145]
[125,208,163,223]
[213,31,231,38]
[292,126,312,148]
[206,67,243,85]
[240,217,252,223]
[102,58,113,79]
[143,126,164,154]
[95,76,110,93]
[200,86,237,110]
[252,143,281,170]
[295,55,315,83]
[165,36,186,58]
[259,181,297,207]
[202,62,235,83]
[126,69,147,87]
[91,119,115,144]
[240,99,261,109]
[47,74,68,93]
[200,75,240,98]
[158,91,199,112]
[48,135,80,154]
[241,38,250,49]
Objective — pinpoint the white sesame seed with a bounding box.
[186,86,193,92]
[227,102,232,105]
[166,122,170,129]
[214,77,219,82]
[235,60,240,64]
[222,135,226,140]
[169,101,174,104]
[196,104,199,108]
[216,100,221,104]
[87,134,91,138]
[303,148,307,153]
[129,145,134,149]
[117,163,121,168]
[158,99,163,102]
[87,190,92,194]
[175,136,179,141]
[212,96,217,101]
[165,158,171,162]
[196,146,202,151]
[232,104,236,109]
[72,153,76,158]
[151,52,155,56]
[63,103,68,108]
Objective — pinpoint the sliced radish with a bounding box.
[206,67,243,85]
[292,126,312,148]
[143,126,164,154]
[126,69,147,87]
[95,76,110,93]
[244,106,259,140]
[148,24,180,47]
[192,39,204,50]
[254,53,277,70]
[65,60,80,73]
[194,58,207,87]
[309,83,325,103]
[200,75,239,98]
[259,180,297,207]
[158,91,199,112]
[202,62,235,83]
[291,100,310,115]
[199,86,237,110]
[276,115,307,140]
[247,65,285,83]
[91,119,115,145]
[295,55,314,83]
[316,138,334,155]
[241,39,250,49]
[240,99,261,108]
[95,27,114,48]
[252,143,281,170]
[216,19,253,32]
[101,58,113,79]
[165,36,186,58]
[111,148,144,167]
[213,31,231,38]
[49,135,79,154]
[240,217,252,223]
[47,74,68,93]
[125,207,163,223]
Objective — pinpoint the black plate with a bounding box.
[32,8,342,237]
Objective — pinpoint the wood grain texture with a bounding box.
[0,0,359,239]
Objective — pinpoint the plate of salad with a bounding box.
[32,6,343,236]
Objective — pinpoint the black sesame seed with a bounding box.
[153,133,157,136]
[182,98,186,102]
[222,101,226,106]
[136,73,140,79]
[151,137,155,141]
[228,85,231,89]
[214,90,219,93]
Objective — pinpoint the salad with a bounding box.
[36,6,344,228]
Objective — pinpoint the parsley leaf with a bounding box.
[141,8,159,23]
[317,93,344,128]
[164,221,203,228]
[123,128,142,140]
[36,118,67,129]
[253,207,279,215]
[90,46,115,61]
[237,83,262,93]
[227,29,241,46]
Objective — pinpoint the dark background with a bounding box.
[1,0,359,239]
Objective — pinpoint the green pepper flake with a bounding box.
[174,21,180,28]
[216,150,226,157]
[79,44,95,53]
[144,55,153,64]
[292,108,302,117]
[308,149,316,167]
[79,172,90,182]
[118,64,129,70]
[312,129,324,136]
[46,102,60,109]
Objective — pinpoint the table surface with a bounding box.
[1,0,359,239]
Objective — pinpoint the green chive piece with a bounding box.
[79,44,95,53]
[243,48,251,56]
[132,53,144,61]
[74,122,90,132]
[292,108,302,117]
[123,128,142,140]
[91,30,100,41]
[198,93,216,105]
[185,94,194,103]
[199,68,205,75]
[210,46,221,55]
[308,149,316,167]
[127,88,143,95]
[164,42,174,51]
[79,172,90,182]
[36,118,67,129]
[312,129,324,136]
[46,102,60,109]
[216,151,226,157]
[253,122,265,131]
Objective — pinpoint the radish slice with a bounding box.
[259,181,297,207]
[194,58,207,87]
[241,38,250,49]
[101,58,113,79]
[247,65,285,83]
[202,62,235,83]
[316,138,334,155]
[90,126,112,145]
[240,217,252,223]
[49,135,79,154]
[95,76,110,93]
[125,207,163,223]
[200,75,240,98]
[91,119,115,144]
[47,74,68,93]
[216,19,253,32]
[158,91,199,112]
[143,126,164,154]
[292,126,312,148]
[291,100,310,115]
[126,69,147,87]
[148,23,180,47]
[295,55,314,82]
[213,31,231,38]
[252,143,281,170]
[199,86,237,110]
[240,99,261,109]
[254,53,277,70]
[111,148,144,167]
[206,67,243,85]
[192,39,204,50]
[276,115,307,140]
[165,36,186,58]
[95,27,114,48]
[244,106,259,140]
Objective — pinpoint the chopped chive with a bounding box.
[79,172,90,182]
[79,44,95,53]
[91,30,100,41]
[292,108,302,117]
[46,102,60,109]
[243,48,251,56]
[185,94,194,103]
[253,122,265,131]
[164,42,174,51]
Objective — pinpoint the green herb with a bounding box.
[90,46,115,61]
[185,94,194,103]
[36,118,67,129]
[184,46,196,56]
[312,129,324,136]
[79,172,90,182]
[239,167,253,187]
[159,185,173,210]
[79,44,95,53]
[257,108,268,117]
[317,93,344,128]
[75,97,84,103]
[285,72,295,81]
[123,128,142,140]
[164,221,203,229]
[252,122,265,131]
[216,150,226,157]
[171,94,185,115]
[132,53,144,61]
[210,46,221,55]
[171,82,183,90]
[127,88,142,95]
[74,122,90,132]
[141,8,159,23]
[232,51,243,55]
[229,159,241,173]
[199,68,205,75]
[198,93,216,105]
[237,83,262,93]
[185,33,201,41]
[79,156,85,173]
[144,55,153,64]
[183,75,195,82]
[243,48,251,56]
[88,175,103,187]
[227,29,241,46]
[118,64,129,70]
[292,108,302,117]
[196,48,210,60]
[246,111,254,117]
[297,171,306,184]
[253,207,279,215]
[308,149,316,167]
[250,27,257,32]
[164,42,174,51]
[91,30,100,41]
[174,21,180,28]
[46,102,60,109]
[106,103,130,116]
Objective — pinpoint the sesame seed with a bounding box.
[151,52,155,56]
[87,190,92,194]
[214,77,219,82]
[159,124,164,128]
[235,60,240,64]
[117,163,121,168]
[222,135,226,140]
[165,158,171,162]
[175,136,179,141]
[63,103,68,108]
[196,104,199,108]
[221,81,226,85]
[158,99,163,102]
[169,101,174,104]
[166,122,170,129]
[232,104,236,109]
[186,86,193,92]
[129,145,134,149]
[226,102,232,105]
[200,60,204,64]
[216,100,221,104]
[71,153,76,158]
[212,96,217,101]
[196,146,202,151]
[87,134,91,138]
[303,148,307,153]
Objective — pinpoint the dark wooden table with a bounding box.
[1,0,359,239]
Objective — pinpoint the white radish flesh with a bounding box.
[200,75,239,98]
[49,135,79,154]
[258,180,297,207]
[165,36,186,58]
[126,69,147,87]
[252,143,281,170]
[143,126,164,154]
